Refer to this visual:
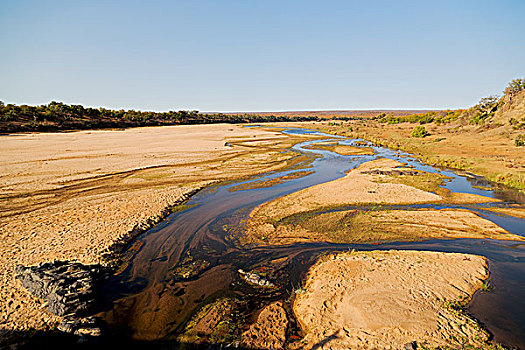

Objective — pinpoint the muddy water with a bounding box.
[100,129,525,348]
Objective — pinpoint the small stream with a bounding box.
[99,128,525,348]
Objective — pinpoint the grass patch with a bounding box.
[373,170,449,195]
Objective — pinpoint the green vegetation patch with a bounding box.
[372,169,449,195]
[515,134,525,147]
[228,170,314,192]
[178,298,241,345]
[170,251,211,280]
[411,126,430,138]
[276,207,424,243]
[379,110,462,126]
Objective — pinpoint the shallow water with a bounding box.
[100,128,525,348]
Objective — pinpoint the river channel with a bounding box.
[98,128,525,349]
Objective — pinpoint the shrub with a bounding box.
[470,112,490,125]
[411,126,430,138]
[516,134,525,147]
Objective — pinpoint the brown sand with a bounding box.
[245,158,509,246]
[0,124,311,339]
[484,206,525,218]
[241,302,289,349]
[249,158,443,223]
[294,250,491,349]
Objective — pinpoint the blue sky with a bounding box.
[1,0,524,112]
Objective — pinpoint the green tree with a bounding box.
[504,78,525,97]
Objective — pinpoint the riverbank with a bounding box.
[301,116,525,193]
[0,124,315,343]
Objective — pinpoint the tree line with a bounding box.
[0,101,321,133]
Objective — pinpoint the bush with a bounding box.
[516,134,525,147]
[470,112,490,125]
[411,126,430,138]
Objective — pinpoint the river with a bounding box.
[98,128,525,349]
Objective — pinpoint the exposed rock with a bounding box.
[58,315,101,337]
[238,269,275,288]
[15,261,108,317]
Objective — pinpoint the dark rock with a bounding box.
[15,261,108,317]
[58,315,102,337]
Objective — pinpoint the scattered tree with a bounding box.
[504,78,525,97]
[411,126,430,138]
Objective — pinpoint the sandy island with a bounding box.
[293,250,491,350]
[245,158,523,246]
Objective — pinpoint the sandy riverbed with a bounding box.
[0,124,310,340]
[245,158,521,245]
[294,250,491,349]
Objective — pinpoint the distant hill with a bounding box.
[373,78,525,131]
[452,86,525,129]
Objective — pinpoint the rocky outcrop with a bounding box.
[57,315,102,339]
[15,261,108,317]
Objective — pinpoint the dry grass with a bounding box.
[269,207,522,244]
[303,119,525,192]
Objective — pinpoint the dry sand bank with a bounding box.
[249,158,443,223]
[294,250,491,350]
[245,158,518,246]
[0,124,312,340]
